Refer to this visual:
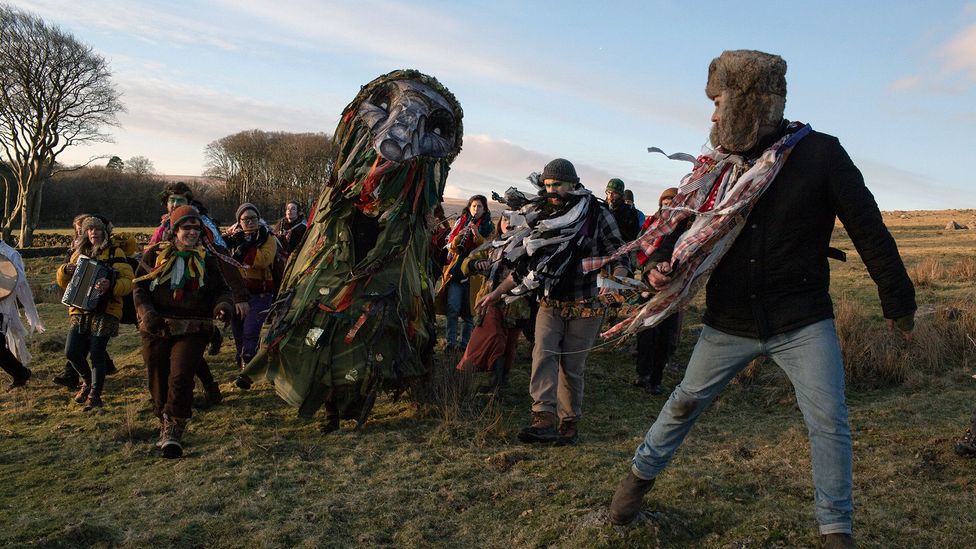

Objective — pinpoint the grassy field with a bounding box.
[2,211,975,548]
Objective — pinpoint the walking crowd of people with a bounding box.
[2,50,973,549]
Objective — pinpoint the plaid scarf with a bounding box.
[583,122,812,337]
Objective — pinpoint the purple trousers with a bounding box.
[232,292,272,369]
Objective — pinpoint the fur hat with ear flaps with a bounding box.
[706,50,787,153]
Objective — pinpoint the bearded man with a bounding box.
[605,178,640,242]
[606,50,916,549]
[479,158,630,445]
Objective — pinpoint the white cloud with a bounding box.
[942,22,976,78]
[12,0,240,51]
[855,157,971,210]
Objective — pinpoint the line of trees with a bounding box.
[204,129,335,214]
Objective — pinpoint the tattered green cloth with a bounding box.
[244,70,463,423]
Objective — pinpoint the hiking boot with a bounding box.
[608,471,656,525]
[73,380,92,404]
[9,368,31,388]
[633,375,652,389]
[820,533,856,549]
[83,389,104,411]
[557,419,578,446]
[160,415,188,459]
[52,367,80,389]
[517,411,561,443]
[648,384,665,396]
[234,374,252,390]
[955,427,976,458]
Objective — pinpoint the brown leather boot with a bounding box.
[83,389,104,411]
[73,379,92,404]
[557,419,578,445]
[820,533,856,549]
[517,411,560,443]
[609,471,656,525]
[160,415,188,459]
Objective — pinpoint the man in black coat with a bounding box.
[606,178,640,242]
[608,50,916,549]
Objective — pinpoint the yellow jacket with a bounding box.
[56,245,134,319]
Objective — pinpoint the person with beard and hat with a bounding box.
[603,50,916,549]
[272,201,308,255]
[477,158,630,445]
[606,178,640,242]
[55,215,134,410]
[134,205,233,458]
[632,187,684,395]
[224,203,280,371]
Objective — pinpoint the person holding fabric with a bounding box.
[55,216,134,410]
[456,213,529,393]
[0,242,44,389]
[606,178,640,242]
[632,187,684,395]
[223,203,279,370]
[272,201,308,255]
[604,50,916,549]
[437,195,494,353]
[478,158,630,445]
[134,205,233,458]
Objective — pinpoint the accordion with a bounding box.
[61,257,112,311]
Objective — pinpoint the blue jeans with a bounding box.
[630,319,853,535]
[445,281,472,348]
[65,326,110,391]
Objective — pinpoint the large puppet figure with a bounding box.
[242,70,463,431]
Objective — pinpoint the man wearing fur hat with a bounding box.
[479,158,630,445]
[607,51,916,549]
[134,205,233,457]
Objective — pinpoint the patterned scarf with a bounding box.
[134,242,207,301]
[491,189,595,299]
[583,121,812,337]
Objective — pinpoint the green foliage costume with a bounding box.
[244,70,463,425]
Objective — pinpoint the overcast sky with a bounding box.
[11,0,976,210]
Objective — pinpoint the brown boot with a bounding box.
[557,419,578,445]
[83,389,104,411]
[820,533,856,549]
[160,415,188,459]
[517,411,560,443]
[73,380,92,404]
[609,471,656,525]
[955,427,976,457]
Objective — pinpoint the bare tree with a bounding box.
[0,5,123,246]
[204,129,333,211]
[125,155,155,178]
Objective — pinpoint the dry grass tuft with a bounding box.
[834,295,976,389]
[909,257,946,286]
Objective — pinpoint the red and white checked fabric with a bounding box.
[584,123,812,338]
